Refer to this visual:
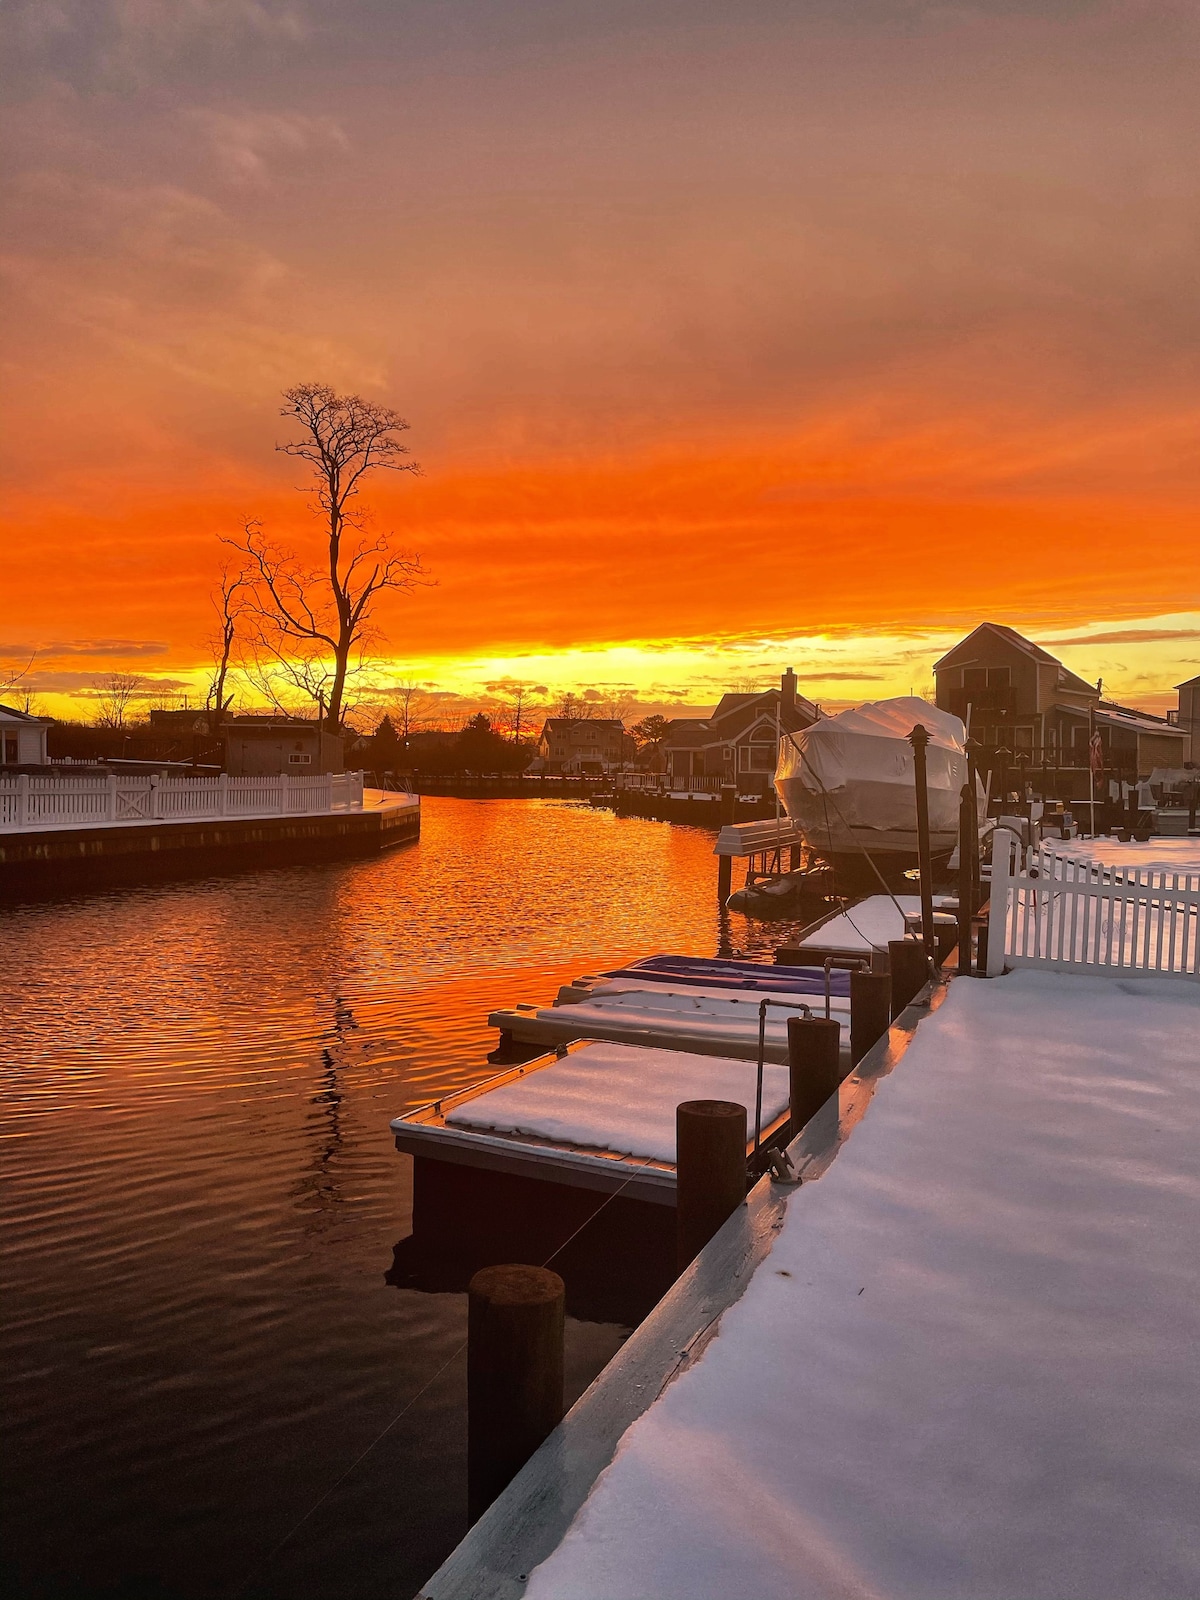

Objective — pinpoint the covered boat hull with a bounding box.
[774,697,969,871]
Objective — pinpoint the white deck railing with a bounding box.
[0,771,365,830]
[986,828,1200,980]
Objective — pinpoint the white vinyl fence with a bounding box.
[0,771,365,830]
[987,828,1200,980]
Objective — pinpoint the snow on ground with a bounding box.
[806,894,956,953]
[449,1041,789,1162]
[525,971,1200,1600]
[1042,835,1200,875]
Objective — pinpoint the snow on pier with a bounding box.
[518,969,1200,1600]
[448,1040,790,1165]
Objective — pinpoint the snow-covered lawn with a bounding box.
[525,970,1200,1599]
[449,1040,789,1163]
[1043,835,1200,875]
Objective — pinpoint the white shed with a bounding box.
[0,705,52,767]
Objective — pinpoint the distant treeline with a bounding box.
[363,713,535,777]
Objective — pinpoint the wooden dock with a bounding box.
[0,787,419,894]
[390,1039,797,1205]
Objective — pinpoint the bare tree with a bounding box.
[205,553,249,734]
[93,672,143,729]
[230,384,425,732]
[555,691,587,721]
[1,650,37,706]
[489,681,547,742]
[388,679,439,739]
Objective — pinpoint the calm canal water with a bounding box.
[1,798,795,1600]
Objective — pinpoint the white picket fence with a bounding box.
[0,771,365,830]
[986,828,1200,980]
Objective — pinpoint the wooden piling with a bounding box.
[957,783,976,975]
[467,1264,565,1524]
[908,724,937,961]
[786,1016,841,1132]
[717,785,737,903]
[676,1100,746,1271]
[850,969,891,1066]
[887,939,928,1019]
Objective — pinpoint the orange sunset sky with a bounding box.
[2,0,1198,723]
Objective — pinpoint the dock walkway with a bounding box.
[0,785,418,892]
[425,967,1200,1600]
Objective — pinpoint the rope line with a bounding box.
[231,1163,642,1595]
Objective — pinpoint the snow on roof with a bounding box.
[525,969,1200,1600]
[0,703,51,724]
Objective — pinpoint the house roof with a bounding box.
[1177,675,1200,690]
[538,717,625,738]
[662,717,712,750]
[0,703,52,725]
[933,622,1096,697]
[1055,700,1186,738]
[221,717,324,734]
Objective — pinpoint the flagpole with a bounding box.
[1088,704,1096,837]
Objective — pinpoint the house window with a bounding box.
[963,667,987,692]
[2,734,18,764]
[987,667,1011,689]
[1014,726,1033,750]
[288,753,312,766]
[739,743,776,772]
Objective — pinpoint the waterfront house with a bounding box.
[1173,675,1200,765]
[933,623,1186,781]
[536,718,630,775]
[221,716,345,776]
[662,669,817,794]
[0,704,52,767]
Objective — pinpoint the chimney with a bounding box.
[781,668,796,715]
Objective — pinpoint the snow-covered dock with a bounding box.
[425,967,1200,1600]
[780,892,958,961]
[390,1038,794,1203]
[0,778,418,892]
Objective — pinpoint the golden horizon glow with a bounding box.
[2,3,1199,720]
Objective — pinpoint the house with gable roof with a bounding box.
[662,669,818,794]
[0,704,52,768]
[933,623,1186,777]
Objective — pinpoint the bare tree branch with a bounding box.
[227,384,427,731]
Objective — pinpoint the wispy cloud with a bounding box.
[1045,628,1200,647]
[183,108,348,185]
[0,638,170,658]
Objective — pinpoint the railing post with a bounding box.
[279,771,289,815]
[107,772,118,821]
[986,827,1014,976]
[16,772,29,828]
[217,772,229,817]
[150,774,162,819]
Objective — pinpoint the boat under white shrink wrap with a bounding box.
[774,697,969,861]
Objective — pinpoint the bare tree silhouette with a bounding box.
[231,384,427,731]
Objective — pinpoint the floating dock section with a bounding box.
[391,1038,795,1204]
[490,956,853,1065]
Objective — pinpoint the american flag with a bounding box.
[1089,730,1105,774]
